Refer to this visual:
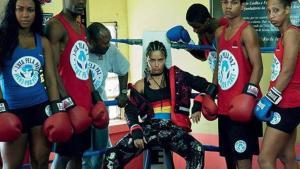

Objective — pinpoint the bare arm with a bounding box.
[274,29,300,92]
[242,25,263,85]
[42,37,60,101]
[45,19,68,98]
[212,27,223,85]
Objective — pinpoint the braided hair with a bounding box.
[145,41,167,58]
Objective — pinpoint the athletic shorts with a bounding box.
[218,115,262,160]
[53,127,91,157]
[11,101,49,133]
[267,106,300,134]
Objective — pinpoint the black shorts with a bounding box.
[11,101,49,133]
[53,127,91,157]
[267,106,300,134]
[218,115,262,160]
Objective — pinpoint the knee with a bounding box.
[193,143,205,157]
[187,143,205,162]
[258,153,272,168]
[32,157,50,169]
[31,152,50,167]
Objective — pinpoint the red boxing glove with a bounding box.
[62,97,92,133]
[194,94,217,121]
[202,94,218,120]
[91,91,109,128]
[228,83,258,122]
[43,100,73,142]
[0,99,22,142]
[201,84,218,120]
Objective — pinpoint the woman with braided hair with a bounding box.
[103,40,216,169]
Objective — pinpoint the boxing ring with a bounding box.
[20,38,299,168]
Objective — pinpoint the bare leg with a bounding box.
[29,126,51,169]
[258,127,291,169]
[1,134,28,169]
[279,129,299,169]
[237,159,252,169]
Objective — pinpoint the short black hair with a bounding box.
[86,22,110,40]
[240,0,246,3]
[186,3,211,24]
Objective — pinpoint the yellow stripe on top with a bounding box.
[151,99,171,114]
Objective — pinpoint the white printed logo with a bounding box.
[45,105,52,116]
[208,51,217,73]
[270,112,281,125]
[89,61,104,90]
[12,56,41,87]
[271,56,280,81]
[218,50,239,90]
[70,40,89,80]
[235,140,247,153]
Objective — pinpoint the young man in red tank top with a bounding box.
[213,0,263,169]
[45,0,93,169]
[254,0,300,168]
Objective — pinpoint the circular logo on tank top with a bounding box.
[208,51,217,73]
[70,40,89,80]
[234,140,247,153]
[12,56,41,87]
[218,50,239,90]
[271,55,280,81]
[89,61,104,90]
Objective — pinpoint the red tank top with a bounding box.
[270,25,300,108]
[55,14,92,111]
[217,21,255,115]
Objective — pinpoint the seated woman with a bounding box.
[103,41,215,169]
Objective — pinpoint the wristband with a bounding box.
[62,96,75,109]
[266,87,282,105]
[121,89,128,94]
[0,99,8,113]
[243,83,259,97]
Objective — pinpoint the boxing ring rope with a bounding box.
[111,39,276,53]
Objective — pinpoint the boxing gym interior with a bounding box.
[0,0,299,169]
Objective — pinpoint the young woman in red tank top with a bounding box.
[256,0,300,169]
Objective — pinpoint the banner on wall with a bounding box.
[210,0,300,47]
[42,13,53,26]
